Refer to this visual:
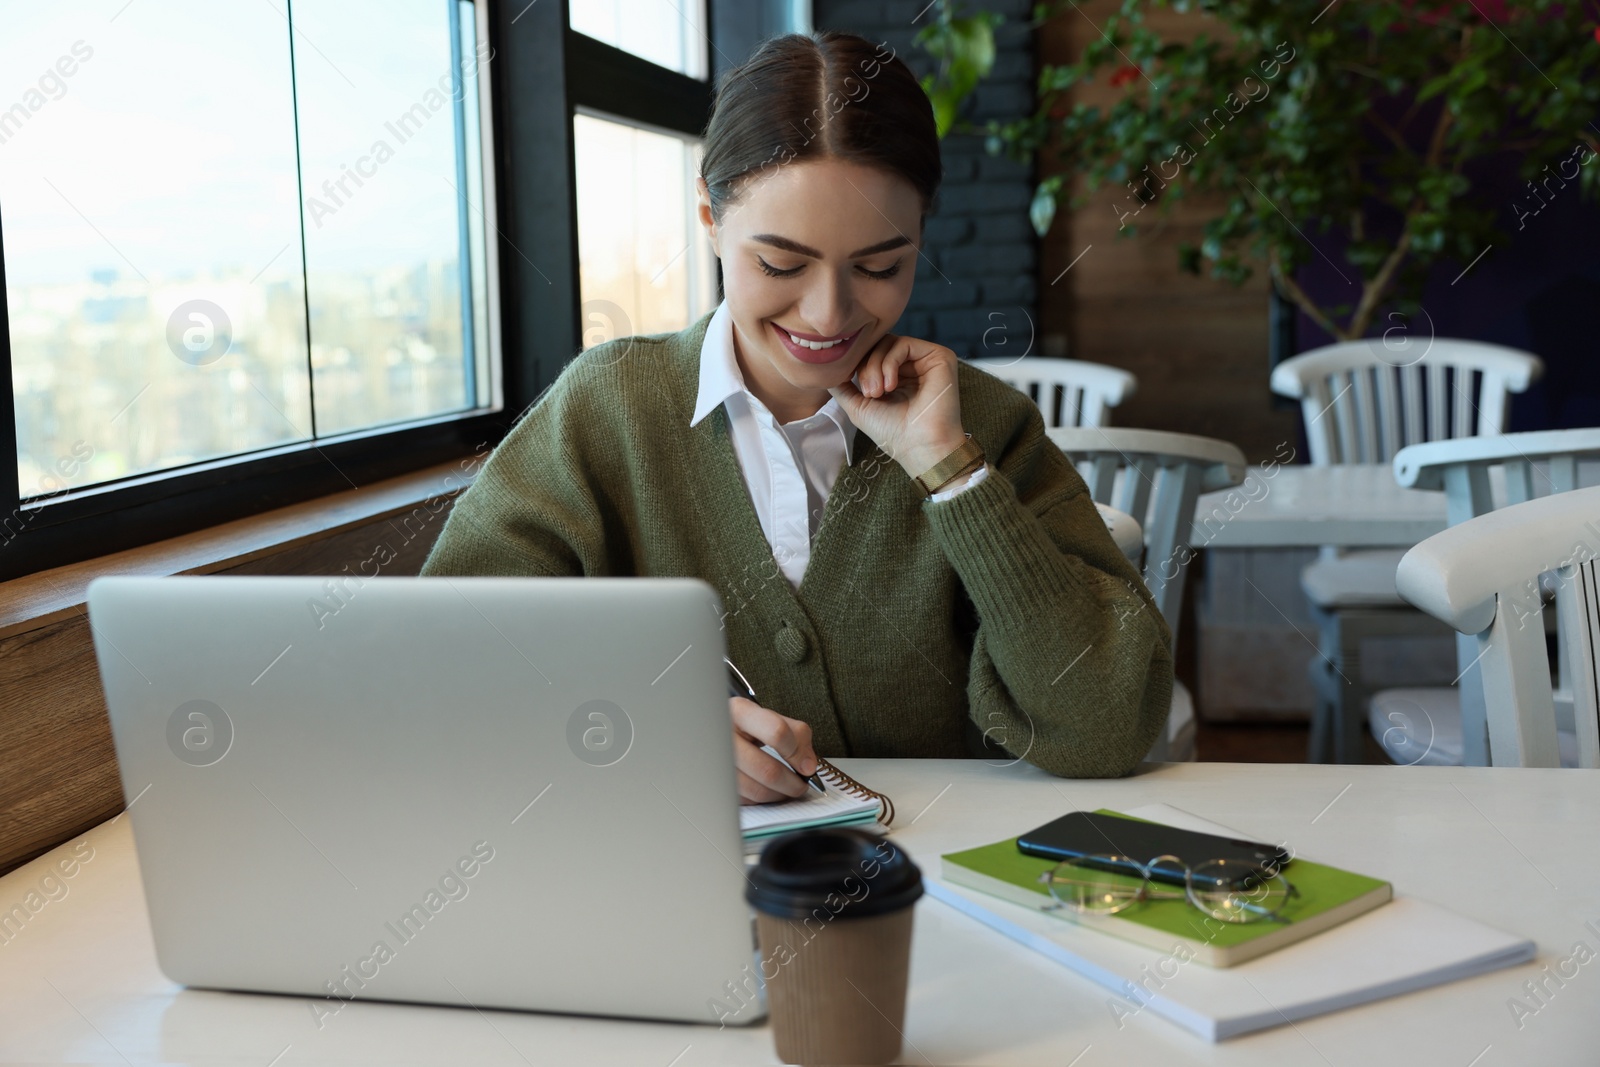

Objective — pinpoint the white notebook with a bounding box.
[739,786,882,839]
[737,746,895,842]
[925,803,1535,1041]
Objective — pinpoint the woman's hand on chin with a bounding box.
[827,332,968,479]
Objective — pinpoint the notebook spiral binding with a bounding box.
[815,757,895,827]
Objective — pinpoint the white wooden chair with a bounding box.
[1271,340,1544,762]
[1395,485,1600,768]
[1048,427,1249,762]
[1095,503,1144,567]
[969,357,1136,429]
[1369,428,1600,766]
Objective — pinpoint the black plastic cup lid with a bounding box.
[745,827,923,920]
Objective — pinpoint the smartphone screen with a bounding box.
[1016,811,1291,886]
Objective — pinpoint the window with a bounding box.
[2,0,496,501]
[565,0,721,349]
[573,110,718,348]
[568,0,708,79]
[0,0,795,580]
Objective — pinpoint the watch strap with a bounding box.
[914,434,986,496]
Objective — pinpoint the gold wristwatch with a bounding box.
[914,433,986,497]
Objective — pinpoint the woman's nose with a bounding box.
[796,273,853,338]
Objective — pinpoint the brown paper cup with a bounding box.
[745,828,923,1066]
[756,907,914,1065]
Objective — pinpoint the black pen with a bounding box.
[725,656,825,794]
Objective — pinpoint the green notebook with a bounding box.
[941,809,1392,967]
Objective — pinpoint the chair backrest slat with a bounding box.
[1334,371,1362,463]
[1083,454,1119,502]
[1441,464,1493,527]
[1503,460,1533,505]
[1477,369,1511,432]
[1375,364,1402,459]
[1477,599,1563,767]
[1550,455,1579,494]
[1452,367,1476,439]
[1048,427,1248,655]
[1353,367,1381,463]
[1271,341,1542,467]
[1401,363,1426,448]
[1563,559,1600,768]
[1142,465,1206,629]
[1426,362,1448,442]
[966,357,1136,429]
[1115,458,1157,522]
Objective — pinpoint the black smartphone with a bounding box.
[1017,811,1291,887]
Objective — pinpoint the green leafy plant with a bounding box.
[915,4,1003,137]
[918,0,1600,341]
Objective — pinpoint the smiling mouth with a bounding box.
[776,325,860,351]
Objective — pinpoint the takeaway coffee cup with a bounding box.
[745,827,923,1065]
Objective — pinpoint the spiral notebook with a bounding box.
[739,751,896,842]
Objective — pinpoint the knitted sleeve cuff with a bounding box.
[920,462,1087,623]
[928,461,990,502]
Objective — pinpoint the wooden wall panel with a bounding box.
[1037,0,1297,461]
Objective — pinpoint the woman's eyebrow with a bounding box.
[750,233,912,259]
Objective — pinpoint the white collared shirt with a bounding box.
[689,300,987,589]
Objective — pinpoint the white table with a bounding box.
[1192,460,1600,550]
[1190,464,1445,549]
[4,759,1597,1065]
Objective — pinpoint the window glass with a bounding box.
[573,111,718,349]
[2,0,495,499]
[2,1,309,496]
[568,0,708,79]
[290,0,487,437]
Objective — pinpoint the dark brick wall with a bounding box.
[810,0,1039,360]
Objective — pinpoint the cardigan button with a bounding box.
[774,622,810,664]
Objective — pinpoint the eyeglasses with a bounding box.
[1035,853,1299,924]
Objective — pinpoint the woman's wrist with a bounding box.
[929,461,989,501]
[902,429,975,485]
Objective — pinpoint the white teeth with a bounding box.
[786,331,845,350]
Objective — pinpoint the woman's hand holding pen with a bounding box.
[729,696,821,804]
[826,332,968,480]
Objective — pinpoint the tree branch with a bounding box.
[1343,92,1455,337]
[1364,110,1413,156]
[1269,247,1345,341]
[1347,222,1414,339]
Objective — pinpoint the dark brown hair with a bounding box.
[699,31,942,229]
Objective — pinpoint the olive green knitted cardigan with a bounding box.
[420,310,1173,777]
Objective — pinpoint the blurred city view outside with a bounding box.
[573,110,719,350]
[2,0,492,500]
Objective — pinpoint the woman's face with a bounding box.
[697,157,921,418]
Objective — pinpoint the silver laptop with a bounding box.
[87,575,759,1026]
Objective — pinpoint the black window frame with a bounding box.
[0,0,794,581]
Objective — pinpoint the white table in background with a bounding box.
[1190,464,1444,549]
[1191,459,1600,550]
[4,759,1597,1065]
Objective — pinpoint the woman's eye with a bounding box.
[858,261,901,280]
[756,257,803,278]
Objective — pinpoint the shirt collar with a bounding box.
[689,299,859,453]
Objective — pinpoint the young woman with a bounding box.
[420,31,1173,802]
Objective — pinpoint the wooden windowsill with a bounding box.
[0,458,480,642]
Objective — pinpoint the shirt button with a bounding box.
[774,622,810,664]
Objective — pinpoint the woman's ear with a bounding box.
[695,177,721,258]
